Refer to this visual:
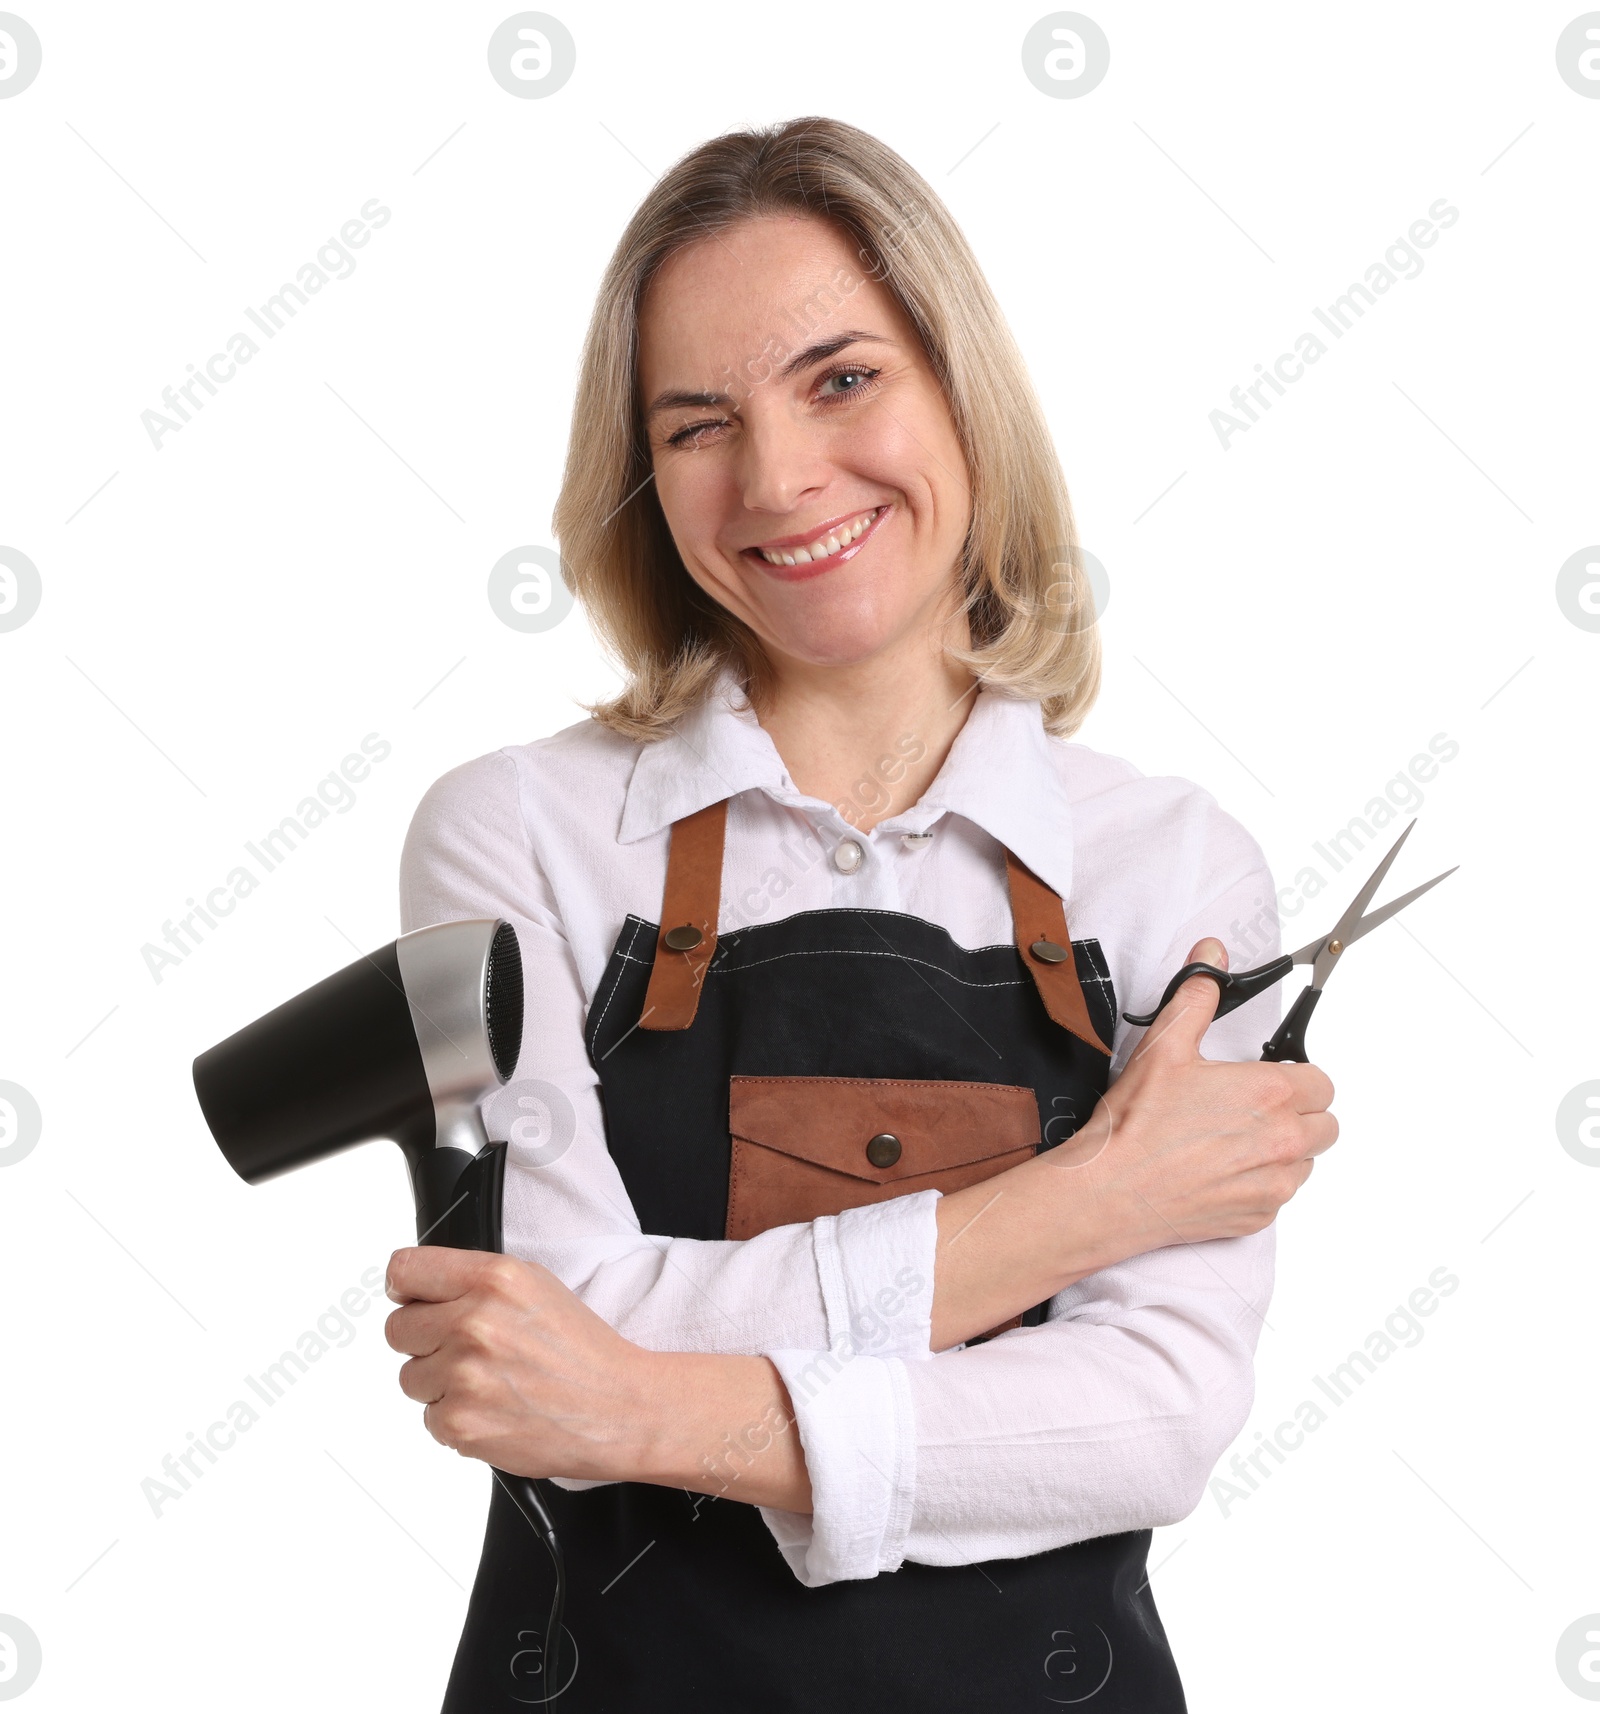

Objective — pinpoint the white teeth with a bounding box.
[758,507,880,566]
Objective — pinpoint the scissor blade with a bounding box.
[1339,865,1458,948]
[1326,819,1416,955]
[1288,821,1426,985]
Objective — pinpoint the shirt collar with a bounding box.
[619,670,1076,901]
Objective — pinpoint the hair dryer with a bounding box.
[193,917,523,1244]
[192,918,568,1698]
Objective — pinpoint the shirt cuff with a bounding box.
[757,1346,916,1586]
[810,1189,938,1362]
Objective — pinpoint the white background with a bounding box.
[2,1,1596,1708]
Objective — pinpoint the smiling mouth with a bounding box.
[743,505,889,575]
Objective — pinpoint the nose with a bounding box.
[734,398,832,519]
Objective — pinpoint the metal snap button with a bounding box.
[663,924,704,951]
[1029,938,1069,964]
[866,1132,902,1168]
[833,839,864,874]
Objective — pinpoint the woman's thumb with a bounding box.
[1143,937,1229,1057]
[1187,936,1228,972]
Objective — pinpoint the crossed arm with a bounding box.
[393,769,1334,1581]
[385,929,1331,1536]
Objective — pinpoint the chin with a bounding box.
[762,606,908,669]
[752,572,929,666]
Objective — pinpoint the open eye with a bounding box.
[816,365,881,399]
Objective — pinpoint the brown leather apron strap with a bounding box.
[1003,849,1112,1056]
[640,805,1107,1050]
[639,798,728,1032]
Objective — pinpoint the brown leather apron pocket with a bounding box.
[726,1076,1039,1343]
[727,1075,1042,1339]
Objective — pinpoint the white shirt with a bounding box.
[397,675,1283,1588]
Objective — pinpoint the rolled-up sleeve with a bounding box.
[759,1347,917,1585]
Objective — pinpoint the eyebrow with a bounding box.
[644,330,891,419]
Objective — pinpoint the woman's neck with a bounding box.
[752,630,978,833]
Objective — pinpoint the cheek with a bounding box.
[654,464,759,612]
[843,407,967,528]
[654,464,723,560]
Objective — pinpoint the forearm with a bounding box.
[562,1115,1123,1364]
[591,1217,1271,1581]
[522,1034,1268,1363]
[522,1133,1108,1366]
[629,1349,813,1513]
[928,1119,1116,1351]
[904,1226,1274,1563]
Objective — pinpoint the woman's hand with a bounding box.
[383,1248,815,1511]
[929,937,1335,1348]
[1052,936,1338,1269]
[384,1248,655,1483]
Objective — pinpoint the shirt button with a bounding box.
[901,833,933,851]
[833,839,864,874]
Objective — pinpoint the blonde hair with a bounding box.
[553,115,1101,740]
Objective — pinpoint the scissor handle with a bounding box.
[1122,953,1294,1029]
[1260,985,1322,1063]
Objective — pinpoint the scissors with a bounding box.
[1122,819,1456,1063]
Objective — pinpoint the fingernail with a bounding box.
[1197,938,1224,964]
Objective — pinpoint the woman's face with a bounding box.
[637,214,973,675]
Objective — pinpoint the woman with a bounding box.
[386,116,1336,1711]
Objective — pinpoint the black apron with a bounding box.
[441,806,1187,1711]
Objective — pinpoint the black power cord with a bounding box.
[496,1471,568,1702]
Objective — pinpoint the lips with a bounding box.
[742,505,890,580]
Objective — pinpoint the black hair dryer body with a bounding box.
[191,919,569,1698]
[193,917,523,1247]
